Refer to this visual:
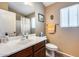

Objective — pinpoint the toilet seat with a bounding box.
[46,43,58,51]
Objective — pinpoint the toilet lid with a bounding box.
[46,43,58,49]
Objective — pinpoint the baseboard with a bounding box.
[55,51,74,57]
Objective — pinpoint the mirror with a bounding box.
[8,2,35,36]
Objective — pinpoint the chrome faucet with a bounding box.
[0,36,9,43]
[22,32,29,40]
[24,33,28,39]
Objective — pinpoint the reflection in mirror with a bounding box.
[27,13,36,34]
[8,2,35,36]
[31,17,36,33]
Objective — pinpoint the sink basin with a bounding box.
[0,39,21,47]
[18,39,32,45]
[0,35,36,47]
[5,38,32,46]
[6,39,21,46]
[8,36,22,40]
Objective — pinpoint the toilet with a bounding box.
[46,43,58,57]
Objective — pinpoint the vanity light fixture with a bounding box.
[24,2,32,6]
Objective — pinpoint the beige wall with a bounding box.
[0,2,8,10]
[45,2,79,56]
[33,2,45,36]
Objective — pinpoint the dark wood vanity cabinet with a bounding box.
[34,47,45,57]
[8,40,46,57]
[9,46,33,57]
[33,41,46,57]
[15,47,33,57]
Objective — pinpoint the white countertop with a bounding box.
[0,36,47,57]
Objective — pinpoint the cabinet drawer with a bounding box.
[9,46,33,57]
[34,47,45,57]
[33,41,45,52]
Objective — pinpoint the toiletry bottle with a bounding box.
[40,32,44,37]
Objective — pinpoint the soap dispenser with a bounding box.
[39,32,44,37]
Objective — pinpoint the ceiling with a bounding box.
[8,2,55,16]
[8,2,35,16]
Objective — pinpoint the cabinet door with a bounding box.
[15,47,33,57]
[33,41,45,52]
[60,7,69,27]
[69,5,78,27]
[34,47,45,57]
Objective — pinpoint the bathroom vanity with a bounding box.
[0,36,46,57]
[9,41,46,57]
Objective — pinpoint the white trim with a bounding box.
[56,51,74,57]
